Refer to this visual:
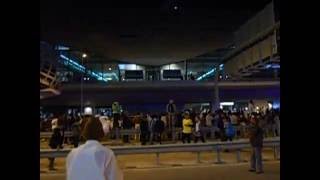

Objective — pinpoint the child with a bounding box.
[182,111,193,143]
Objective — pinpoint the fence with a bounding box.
[40,125,278,141]
[40,137,280,169]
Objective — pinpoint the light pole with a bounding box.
[81,53,87,113]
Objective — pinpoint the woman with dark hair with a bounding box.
[66,116,123,180]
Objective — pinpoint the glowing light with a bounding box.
[59,54,117,82]
[84,107,93,115]
[196,64,224,81]
[220,102,234,106]
[82,53,87,58]
[55,45,70,51]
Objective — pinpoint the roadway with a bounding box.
[41,161,280,180]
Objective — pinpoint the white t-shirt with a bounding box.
[195,121,200,132]
[99,116,110,135]
[66,140,123,180]
[51,118,58,130]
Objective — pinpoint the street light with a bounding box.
[81,53,87,114]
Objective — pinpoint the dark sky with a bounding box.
[40,0,272,65]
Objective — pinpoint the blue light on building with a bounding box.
[59,54,118,82]
[196,64,224,81]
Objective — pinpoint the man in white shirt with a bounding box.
[51,117,59,131]
[66,115,123,180]
[99,115,111,135]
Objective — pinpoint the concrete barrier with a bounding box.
[40,137,280,169]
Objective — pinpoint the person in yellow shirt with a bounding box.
[182,111,193,143]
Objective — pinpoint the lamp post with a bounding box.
[213,64,220,111]
[81,53,87,113]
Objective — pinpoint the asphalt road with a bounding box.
[41,161,280,180]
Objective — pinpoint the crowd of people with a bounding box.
[43,100,280,175]
[42,100,280,148]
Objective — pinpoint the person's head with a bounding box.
[82,117,105,141]
[249,100,254,104]
[169,99,174,104]
[184,111,190,119]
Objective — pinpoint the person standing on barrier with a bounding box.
[66,116,123,180]
[248,116,264,174]
[182,111,193,143]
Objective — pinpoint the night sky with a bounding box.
[40,0,272,65]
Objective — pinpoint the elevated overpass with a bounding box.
[41,80,279,108]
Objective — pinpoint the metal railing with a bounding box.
[40,137,280,168]
[40,126,278,141]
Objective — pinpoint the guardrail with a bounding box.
[40,128,183,139]
[40,126,276,141]
[40,137,280,169]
